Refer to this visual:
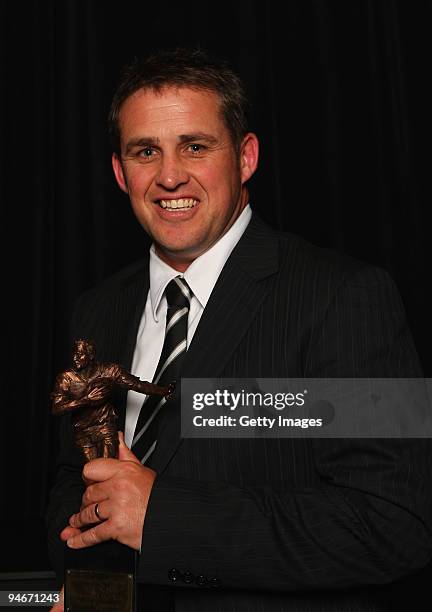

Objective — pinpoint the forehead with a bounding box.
[118,86,226,141]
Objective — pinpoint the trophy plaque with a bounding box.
[52,339,171,611]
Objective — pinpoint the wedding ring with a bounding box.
[94,503,102,521]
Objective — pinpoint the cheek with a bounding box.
[125,166,154,194]
[206,172,240,212]
[199,166,235,198]
[129,199,155,229]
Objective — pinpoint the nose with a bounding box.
[156,153,189,190]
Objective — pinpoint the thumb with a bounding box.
[118,431,140,464]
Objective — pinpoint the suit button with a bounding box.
[209,576,221,588]
[168,568,182,582]
[195,574,207,587]
[183,571,195,584]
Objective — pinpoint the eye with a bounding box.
[139,147,155,157]
[188,143,205,154]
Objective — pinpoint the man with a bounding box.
[47,48,432,611]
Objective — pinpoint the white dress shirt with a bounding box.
[124,204,252,447]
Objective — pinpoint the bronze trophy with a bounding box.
[52,338,171,612]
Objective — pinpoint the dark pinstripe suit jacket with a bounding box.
[47,214,432,611]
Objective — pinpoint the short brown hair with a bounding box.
[108,48,250,155]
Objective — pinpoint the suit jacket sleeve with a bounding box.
[137,265,432,591]
[45,411,85,584]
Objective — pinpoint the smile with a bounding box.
[158,198,198,210]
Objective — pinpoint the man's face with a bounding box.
[112,86,258,270]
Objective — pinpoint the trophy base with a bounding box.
[65,569,133,612]
[64,541,136,611]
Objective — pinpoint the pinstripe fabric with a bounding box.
[47,214,432,611]
[132,277,191,465]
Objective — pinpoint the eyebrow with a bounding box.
[125,137,159,154]
[125,132,218,154]
[178,133,219,145]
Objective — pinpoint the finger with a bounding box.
[82,463,97,487]
[67,519,113,549]
[81,482,108,509]
[50,585,64,611]
[69,501,108,529]
[82,457,123,483]
[60,526,81,542]
[118,431,140,464]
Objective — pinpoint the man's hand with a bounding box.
[62,432,156,551]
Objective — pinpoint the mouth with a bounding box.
[156,198,199,210]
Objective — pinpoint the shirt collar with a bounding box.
[149,204,252,321]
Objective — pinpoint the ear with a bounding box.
[112,153,129,194]
[239,132,259,184]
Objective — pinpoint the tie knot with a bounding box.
[165,277,191,309]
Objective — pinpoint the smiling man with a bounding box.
[47,49,432,612]
[111,86,258,270]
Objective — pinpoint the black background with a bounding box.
[1,0,430,602]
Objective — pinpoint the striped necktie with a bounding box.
[132,276,191,465]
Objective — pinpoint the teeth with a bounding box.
[159,198,198,209]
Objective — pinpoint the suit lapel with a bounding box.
[111,263,150,431]
[118,271,150,371]
[150,214,279,473]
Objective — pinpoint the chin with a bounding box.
[157,242,203,264]
[161,245,196,259]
